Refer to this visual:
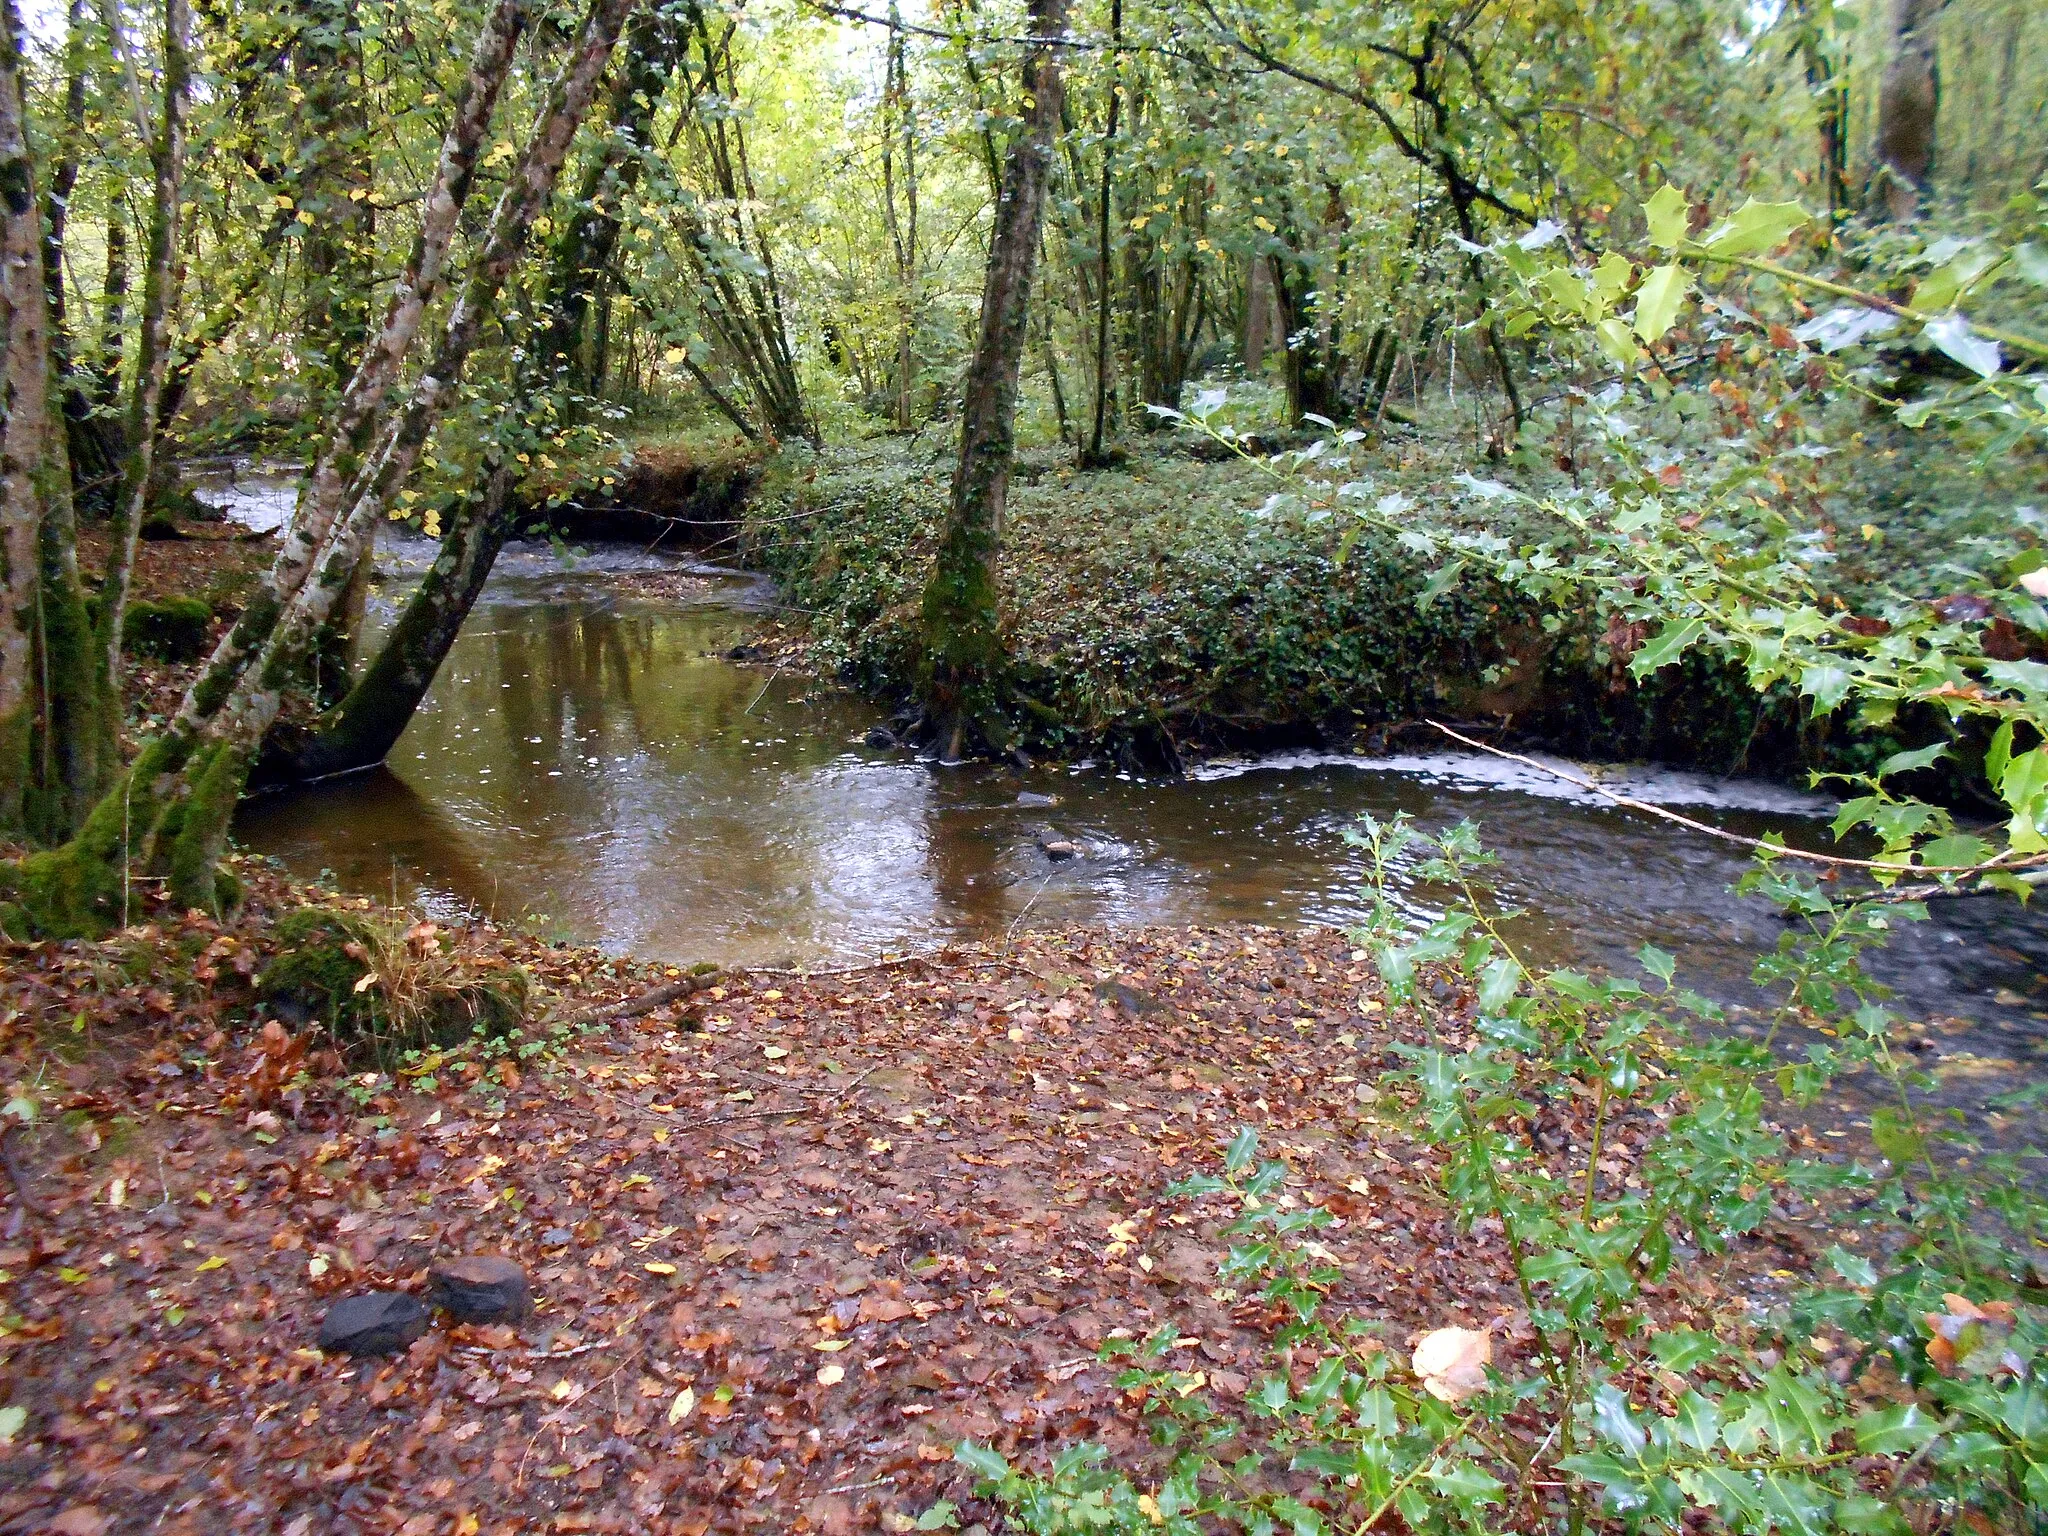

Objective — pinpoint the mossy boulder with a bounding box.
[258,908,379,1035]
[123,597,216,662]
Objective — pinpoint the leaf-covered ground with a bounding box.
[0,869,1825,1535]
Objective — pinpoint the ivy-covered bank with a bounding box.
[740,437,1807,773]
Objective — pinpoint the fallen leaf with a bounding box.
[816,1363,845,1386]
[1411,1326,1492,1402]
[667,1386,696,1424]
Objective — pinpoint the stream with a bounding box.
[196,470,2048,1146]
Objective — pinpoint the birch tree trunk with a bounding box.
[169,0,528,738]
[917,0,1067,759]
[1,0,641,931]
[135,0,638,910]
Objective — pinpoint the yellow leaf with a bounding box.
[762,1046,788,1060]
[816,1363,845,1386]
[667,1386,696,1424]
[195,1254,228,1272]
[812,1339,849,1352]
[644,1261,677,1276]
[353,972,378,994]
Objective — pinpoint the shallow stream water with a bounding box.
[201,473,2048,1143]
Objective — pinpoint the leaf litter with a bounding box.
[0,862,1836,1533]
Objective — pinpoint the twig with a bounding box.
[585,968,724,1023]
[671,1104,817,1131]
[824,1474,896,1495]
[1426,721,2044,880]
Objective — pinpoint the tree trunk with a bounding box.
[917,0,1067,759]
[541,4,675,391]
[99,0,189,710]
[1,0,50,837]
[252,462,513,786]
[166,0,527,743]
[121,0,638,914]
[0,0,633,933]
[1082,0,1121,466]
[1874,0,1943,218]
[880,4,918,432]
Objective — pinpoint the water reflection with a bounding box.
[233,547,2048,1139]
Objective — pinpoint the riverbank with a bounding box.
[0,870,1840,1535]
[736,437,1813,776]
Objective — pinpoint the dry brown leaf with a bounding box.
[1411,1326,1492,1403]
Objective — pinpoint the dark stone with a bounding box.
[862,727,898,749]
[319,1291,430,1356]
[429,1255,533,1324]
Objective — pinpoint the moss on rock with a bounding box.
[123,597,216,662]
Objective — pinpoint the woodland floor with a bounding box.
[0,867,1833,1536]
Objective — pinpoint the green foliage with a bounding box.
[970,184,2048,1536]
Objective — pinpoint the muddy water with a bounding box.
[206,477,2048,1136]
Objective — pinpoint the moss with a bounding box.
[122,597,215,662]
[258,908,380,1034]
[257,907,530,1057]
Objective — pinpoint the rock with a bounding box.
[1014,791,1059,808]
[430,1255,533,1324]
[319,1291,430,1356]
[862,726,898,749]
[1038,836,1081,860]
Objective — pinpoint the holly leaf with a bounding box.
[1695,199,1810,258]
[1629,619,1703,677]
[1632,263,1690,344]
[1923,313,2001,377]
[1645,184,1690,250]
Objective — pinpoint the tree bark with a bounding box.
[252,462,514,786]
[1,0,49,836]
[917,0,1067,758]
[1082,0,1120,466]
[1874,0,1943,218]
[99,0,189,708]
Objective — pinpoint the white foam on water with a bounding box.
[1187,748,1834,816]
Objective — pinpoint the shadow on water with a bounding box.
[225,519,2048,1153]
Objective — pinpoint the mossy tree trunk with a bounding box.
[2,0,114,846]
[540,4,676,392]
[169,0,528,735]
[253,462,515,786]
[1,0,50,838]
[4,0,633,934]
[263,9,680,789]
[917,0,1067,760]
